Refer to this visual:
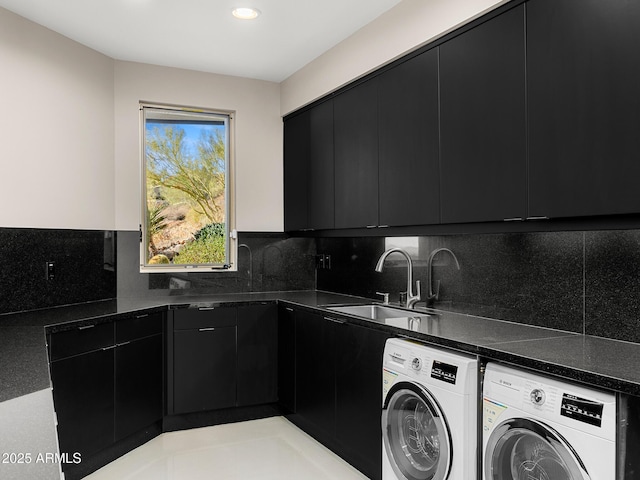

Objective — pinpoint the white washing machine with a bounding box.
[382,338,478,480]
[482,362,616,480]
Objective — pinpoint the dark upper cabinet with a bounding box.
[334,78,379,229]
[527,0,640,218]
[379,49,440,227]
[283,110,309,231]
[237,304,278,407]
[439,5,527,223]
[308,100,335,230]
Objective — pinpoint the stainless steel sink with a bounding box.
[326,304,431,321]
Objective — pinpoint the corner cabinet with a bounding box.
[439,4,527,223]
[171,307,237,414]
[169,304,278,415]
[48,312,164,472]
[527,0,640,219]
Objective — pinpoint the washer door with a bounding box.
[484,418,590,480]
[382,381,452,480]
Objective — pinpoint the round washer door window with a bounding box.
[382,382,452,480]
[485,418,590,480]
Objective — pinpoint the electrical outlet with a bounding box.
[315,254,331,270]
[46,261,55,281]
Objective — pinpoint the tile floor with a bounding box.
[85,416,369,480]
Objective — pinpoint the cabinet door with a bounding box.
[379,49,440,227]
[237,304,278,407]
[308,100,335,230]
[283,110,310,231]
[50,349,114,459]
[335,324,391,480]
[173,326,237,413]
[528,0,640,218]
[277,305,296,413]
[334,79,379,228]
[440,5,527,223]
[295,310,335,437]
[115,334,163,441]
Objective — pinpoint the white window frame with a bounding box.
[139,102,237,273]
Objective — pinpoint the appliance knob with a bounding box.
[530,388,546,406]
[411,357,422,371]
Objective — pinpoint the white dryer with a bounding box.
[382,338,478,480]
[482,362,616,480]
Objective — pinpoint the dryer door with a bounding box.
[382,382,452,480]
[485,418,590,480]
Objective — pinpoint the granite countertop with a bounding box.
[2,290,640,404]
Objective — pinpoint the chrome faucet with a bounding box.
[375,248,421,309]
[426,248,460,306]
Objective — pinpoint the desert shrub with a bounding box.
[174,235,226,264]
[194,223,225,241]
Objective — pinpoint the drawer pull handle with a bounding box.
[78,324,95,331]
[198,307,216,311]
[102,345,117,351]
[135,314,149,319]
[324,317,345,325]
[198,327,216,332]
[285,308,294,312]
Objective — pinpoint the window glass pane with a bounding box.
[141,105,233,271]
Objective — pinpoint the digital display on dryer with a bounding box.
[431,361,458,384]
[560,393,604,427]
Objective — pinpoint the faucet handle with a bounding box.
[415,280,421,300]
[375,292,390,305]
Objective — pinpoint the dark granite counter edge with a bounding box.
[4,290,640,404]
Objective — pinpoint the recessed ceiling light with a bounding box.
[232,7,260,20]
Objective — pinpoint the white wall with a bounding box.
[280,0,508,115]
[114,61,283,232]
[0,7,115,230]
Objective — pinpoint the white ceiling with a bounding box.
[0,0,402,82]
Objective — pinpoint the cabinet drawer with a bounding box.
[173,307,237,330]
[49,322,114,361]
[116,311,163,343]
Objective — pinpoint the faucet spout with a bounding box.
[426,248,460,306]
[375,248,421,309]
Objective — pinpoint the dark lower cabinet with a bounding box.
[295,310,336,439]
[49,312,164,472]
[50,349,115,460]
[288,306,391,480]
[115,334,163,441]
[278,305,296,413]
[237,304,278,406]
[335,324,391,480]
[173,325,237,413]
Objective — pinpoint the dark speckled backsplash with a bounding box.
[3,226,640,345]
[116,231,316,298]
[317,231,640,344]
[0,228,116,314]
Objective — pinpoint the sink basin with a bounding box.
[326,304,431,321]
